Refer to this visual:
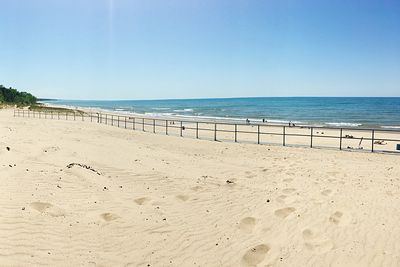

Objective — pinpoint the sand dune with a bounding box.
[1,108,400,266]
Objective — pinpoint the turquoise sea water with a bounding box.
[43,97,400,129]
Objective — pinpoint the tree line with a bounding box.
[0,85,37,105]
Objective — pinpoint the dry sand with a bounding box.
[1,108,400,266]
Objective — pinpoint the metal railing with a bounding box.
[13,109,400,153]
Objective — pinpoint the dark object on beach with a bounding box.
[397,144,400,150]
[345,134,354,139]
[374,140,387,145]
[6,147,10,151]
[182,126,185,130]
[226,180,234,184]
[66,163,101,175]
[358,137,364,148]
[246,119,250,124]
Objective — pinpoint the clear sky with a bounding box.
[1,0,399,100]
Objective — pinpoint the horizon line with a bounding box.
[40,95,400,102]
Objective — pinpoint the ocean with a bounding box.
[43,97,400,129]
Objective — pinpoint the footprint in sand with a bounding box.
[329,211,351,226]
[176,195,189,201]
[282,188,296,194]
[302,228,334,254]
[100,213,119,221]
[30,202,65,217]
[134,197,150,205]
[274,207,296,218]
[241,244,270,267]
[191,186,203,192]
[239,217,256,233]
[329,211,343,225]
[321,189,333,196]
[31,202,52,212]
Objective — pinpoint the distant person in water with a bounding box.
[246,119,250,124]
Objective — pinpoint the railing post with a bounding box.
[125,116,127,129]
[133,117,135,130]
[105,114,107,124]
[339,128,343,150]
[74,112,76,121]
[180,121,183,137]
[371,130,375,152]
[118,116,120,127]
[58,112,60,120]
[90,112,93,122]
[196,122,199,139]
[214,123,217,141]
[153,119,155,133]
[283,126,286,146]
[310,127,313,148]
[166,120,168,135]
[111,115,114,126]
[257,125,260,144]
[142,118,145,131]
[234,124,237,142]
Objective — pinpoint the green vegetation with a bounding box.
[28,104,85,114]
[0,85,37,106]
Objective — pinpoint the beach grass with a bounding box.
[28,104,86,114]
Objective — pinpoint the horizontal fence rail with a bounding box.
[13,109,400,154]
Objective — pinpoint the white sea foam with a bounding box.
[152,107,171,110]
[381,126,400,129]
[173,109,194,112]
[325,122,362,127]
[144,112,175,117]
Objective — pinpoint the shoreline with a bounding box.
[13,107,400,153]
[40,102,400,131]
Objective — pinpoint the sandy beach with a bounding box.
[1,107,400,266]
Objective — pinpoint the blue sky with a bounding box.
[1,0,399,99]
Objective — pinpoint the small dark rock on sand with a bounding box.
[226,180,234,184]
[6,147,10,151]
